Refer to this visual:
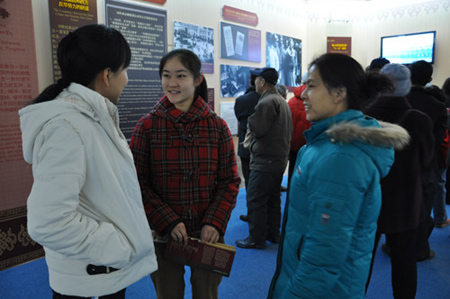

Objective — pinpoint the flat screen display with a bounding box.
[381,31,436,64]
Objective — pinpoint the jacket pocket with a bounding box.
[309,196,346,233]
[296,235,305,260]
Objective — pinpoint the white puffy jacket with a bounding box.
[19,83,157,297]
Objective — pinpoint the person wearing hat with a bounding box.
[236,67,293,249]
[364,63,434,298]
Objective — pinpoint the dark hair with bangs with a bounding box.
[309,53,393,110]
[159,49,208,101]
[31,24,131,104]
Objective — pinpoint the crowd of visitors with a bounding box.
[20,24,450,299]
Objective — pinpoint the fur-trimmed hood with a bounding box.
[304,109,407,179]
[326,120,410,150]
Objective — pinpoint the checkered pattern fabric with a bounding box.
[130,96,240,237]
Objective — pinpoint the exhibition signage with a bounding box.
[222,5,258,27]
[0,0,42,271]
[327,36,352,56]
[48,0,98,82]
[105,0,167,140]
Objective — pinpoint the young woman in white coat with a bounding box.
[19,24,157,299]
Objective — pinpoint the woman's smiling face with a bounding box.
[301,65,346,122]
[161,56,202,112]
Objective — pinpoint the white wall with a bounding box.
[303,0,450,87]
[31,0,450,111]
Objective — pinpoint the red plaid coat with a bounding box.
[130,96,240,237]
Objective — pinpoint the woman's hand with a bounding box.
[200,225,219,244]
[170,222,188,245]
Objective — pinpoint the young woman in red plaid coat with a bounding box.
[130,49,240,299]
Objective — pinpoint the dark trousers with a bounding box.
[246,169,283,243]
[240,156,251,190]
[387,230,418,299]
[52,289,125,299]
[416,170,436,259]
[366,229,418,299]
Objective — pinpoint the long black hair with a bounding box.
[310,53,393,110]
[159,49,208,101]
[31,24,131,104]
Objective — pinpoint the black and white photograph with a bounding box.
[174,21,214,73]
[266,32,302,88]
[220,64,252,98]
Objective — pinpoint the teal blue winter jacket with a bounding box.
[268,110,408,299]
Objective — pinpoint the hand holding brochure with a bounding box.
[165,237,236,277]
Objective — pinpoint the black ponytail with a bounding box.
[196,78,208,101]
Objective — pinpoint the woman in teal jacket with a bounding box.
[268,54,410,298]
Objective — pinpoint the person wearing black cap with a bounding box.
[364,63,434,298]
[235,67,293,249]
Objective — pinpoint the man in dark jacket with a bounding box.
[406,60,448,261]
[236,68,292,249]
[234,72,260,222]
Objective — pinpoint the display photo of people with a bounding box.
[266,32,302,88]
[220,64,256,98]
[174,21,214,73]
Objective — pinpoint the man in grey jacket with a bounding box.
[236,68,293,249]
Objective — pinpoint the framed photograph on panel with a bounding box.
[174,21,214,74]
[266,32,302,89]
[220,64,259,98]
[220,22,261,62]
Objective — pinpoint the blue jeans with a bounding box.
[433,168,448,224]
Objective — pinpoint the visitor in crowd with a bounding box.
[19,24,157,299]
[236,67,292,249]
[442,77,450,107]
[367,57,390,72]
[267,53,409,298]
[286,72,311,190]
[364,63,433,298]
[276,83,289,192]
[406,60,447,261]
[276,83,287,99]
[130,49,240,299]
[424,84,450,228]
[234,70,261,222]
[442,77,450,205]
